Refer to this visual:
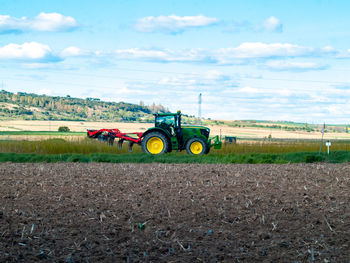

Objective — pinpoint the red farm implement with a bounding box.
[87,128,142,151]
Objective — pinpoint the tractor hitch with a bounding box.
[209,135,222,149]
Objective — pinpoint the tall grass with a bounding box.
[1,138,350,155]
[0,138,142,154]
[212,141,350,154]
[1,138,350,163]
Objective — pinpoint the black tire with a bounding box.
[185,137,209,155]
[141,132,169,154]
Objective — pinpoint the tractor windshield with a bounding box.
[155,115,175,127]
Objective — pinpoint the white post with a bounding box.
[319,123,325,154]
[325,141,331,155]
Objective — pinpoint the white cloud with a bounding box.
[134,15,217,33]
[55,42,343,71]
[215,42,314,60]
[321,46,335,53]
[112,43,316,65]
[238,86,260,94]
[0,12,78,33]
[203,70,231,81]
[264,60,328,71]
[115,48,171,60]
[21,63,54,69]
[336,48,350,58]
[1,41,336,68]
[326,104,350,116]
[114,48,212,63]
[30,13,77,31]
[262,16,282,32]
[60,46,91,57]
[0,42,57,61]
[157,70,237,88]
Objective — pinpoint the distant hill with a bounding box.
[0,90,348,133]
[0,90,169,122]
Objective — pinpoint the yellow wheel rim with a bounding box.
[146,137,164,154]
[190,141,203,154]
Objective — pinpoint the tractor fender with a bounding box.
[141,127,171,139]
[141,128,172,151]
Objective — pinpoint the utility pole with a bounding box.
[198,93,202,124]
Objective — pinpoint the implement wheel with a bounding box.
[141,132,169,154]
[186,137,208,155]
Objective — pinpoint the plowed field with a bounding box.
[1,163,350,262]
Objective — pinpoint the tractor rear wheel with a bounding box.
[141,132,169,154]
[185,137,209,155]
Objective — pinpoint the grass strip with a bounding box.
[2,139,350,155]
[0,151,349,164]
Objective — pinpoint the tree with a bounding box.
[58,126,70,132]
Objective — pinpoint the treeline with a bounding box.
[0,90,169,122]
[229,123,319,132]
[228,122,349,133]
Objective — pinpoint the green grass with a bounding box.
[214,141,350,154]
[0,151,349,163]
[1,138,350,155]
[0,138,349,163]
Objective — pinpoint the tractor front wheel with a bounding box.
[141,132,169,154]
[186,138,209,155]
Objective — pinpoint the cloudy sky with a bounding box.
[1,0,350,123]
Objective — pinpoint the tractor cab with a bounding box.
[154,111,181,136]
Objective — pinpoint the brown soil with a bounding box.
[0,163,349,262]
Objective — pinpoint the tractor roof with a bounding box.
[153,111,181,117]
[182,125,209,129]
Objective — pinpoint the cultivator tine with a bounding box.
[107,137,115,146]
[128,142,134,152]
[118,139,124,149]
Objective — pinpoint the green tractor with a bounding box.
[141,111,222,155]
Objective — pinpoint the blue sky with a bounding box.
[1,0,350,123]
